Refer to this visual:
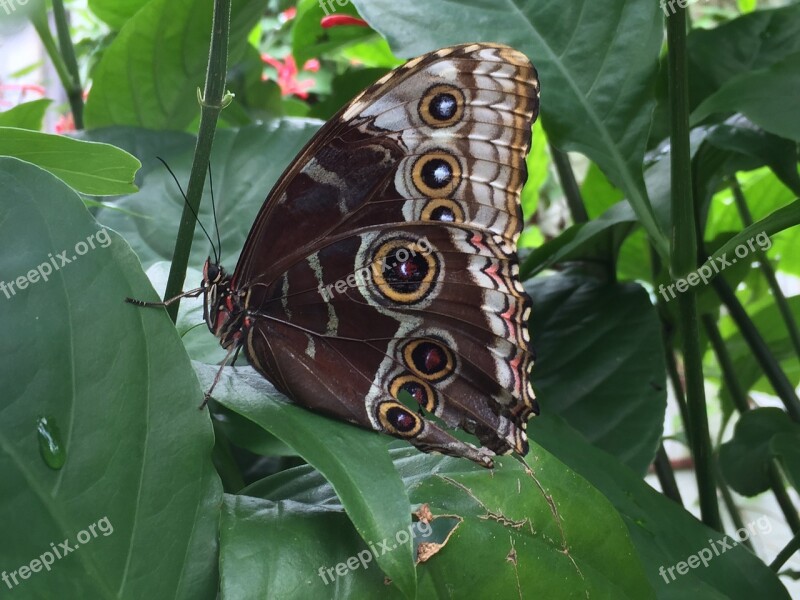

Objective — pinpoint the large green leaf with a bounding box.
[0,99,51,130]
[692,52,800,142]
[527,273,666,473]
[0,127,140,195]
[534,415,791,599]
[0,157,221,598]
[84,0,267,130]
[352,0,669,259]
[220,494,404,599]
[719,408,800,496]
[196,364,417,599]
[686,4,800,110]
[237,448,655,599]
[88,0,149,30]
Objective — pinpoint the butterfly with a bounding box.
[132,43,540,468]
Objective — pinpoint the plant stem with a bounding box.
[550,144,588,224]
[703,314,800,532]
[654,443,684,505]
[730,177,800,360]
[666,5,721,531]
[163,0,232,322]
[712,278,800,422]
[768,462,800,534]
[714,457,754,551]
[771,528,800,571]
[702,315,749,414]
[51,0,84,129]
[30,10,75,106]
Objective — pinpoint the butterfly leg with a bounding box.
[199,343,240,409]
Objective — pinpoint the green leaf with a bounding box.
[698,198,800,279]
[0,127,140,195]
[0,157,220,598]
[244,448,655,599]
[719,408,800,496]
[352,0,669,259]
[687,4,800,109]
[535,414,790,598]
[692,52,800,142]
[84,0,265,130]
[88,0,149,30]
[0,99,51,130]
[527,273,666,473]
[220,495,404,599]
[520,120,548,220]
[196,364,417,599]
[292,0,375,66]
[705,115,800,197]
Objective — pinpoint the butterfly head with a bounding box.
[201,257,244,348]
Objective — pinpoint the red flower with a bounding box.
[280,6,297,22]
[55,113,75,134]
[320,15,369,28]
[261,53,317,99]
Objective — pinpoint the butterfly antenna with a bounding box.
[207,161,222,261]
[156,156,219,264]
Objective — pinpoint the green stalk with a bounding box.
[768,462,800,534]
[712,278,800,422]
[163,0,232,322]
[730,177,800,360]
[653,443,684,506]
[714,457,754,551]
[702,314,800,532]
[550,143,588,224]
[666,6,721,531]
[771,528,800,572]
[30,10,75,102]
[51,0,84,129]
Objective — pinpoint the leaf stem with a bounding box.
[712,278,800,422]
[771,528,800,572]
[702,314,800,532]
[666,5,721,531]
[51,0,84,129]
[653,443,684,506]
[163,0,232,322]
[730,177,800,360]
[550,144,588,224]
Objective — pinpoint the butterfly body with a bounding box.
[202,43,540,467]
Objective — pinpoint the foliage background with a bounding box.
[0,0,799,598]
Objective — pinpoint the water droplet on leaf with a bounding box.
[37,417,66,470]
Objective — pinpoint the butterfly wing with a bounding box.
[235,44,539,467]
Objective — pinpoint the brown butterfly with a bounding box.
[132,43,540,468]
